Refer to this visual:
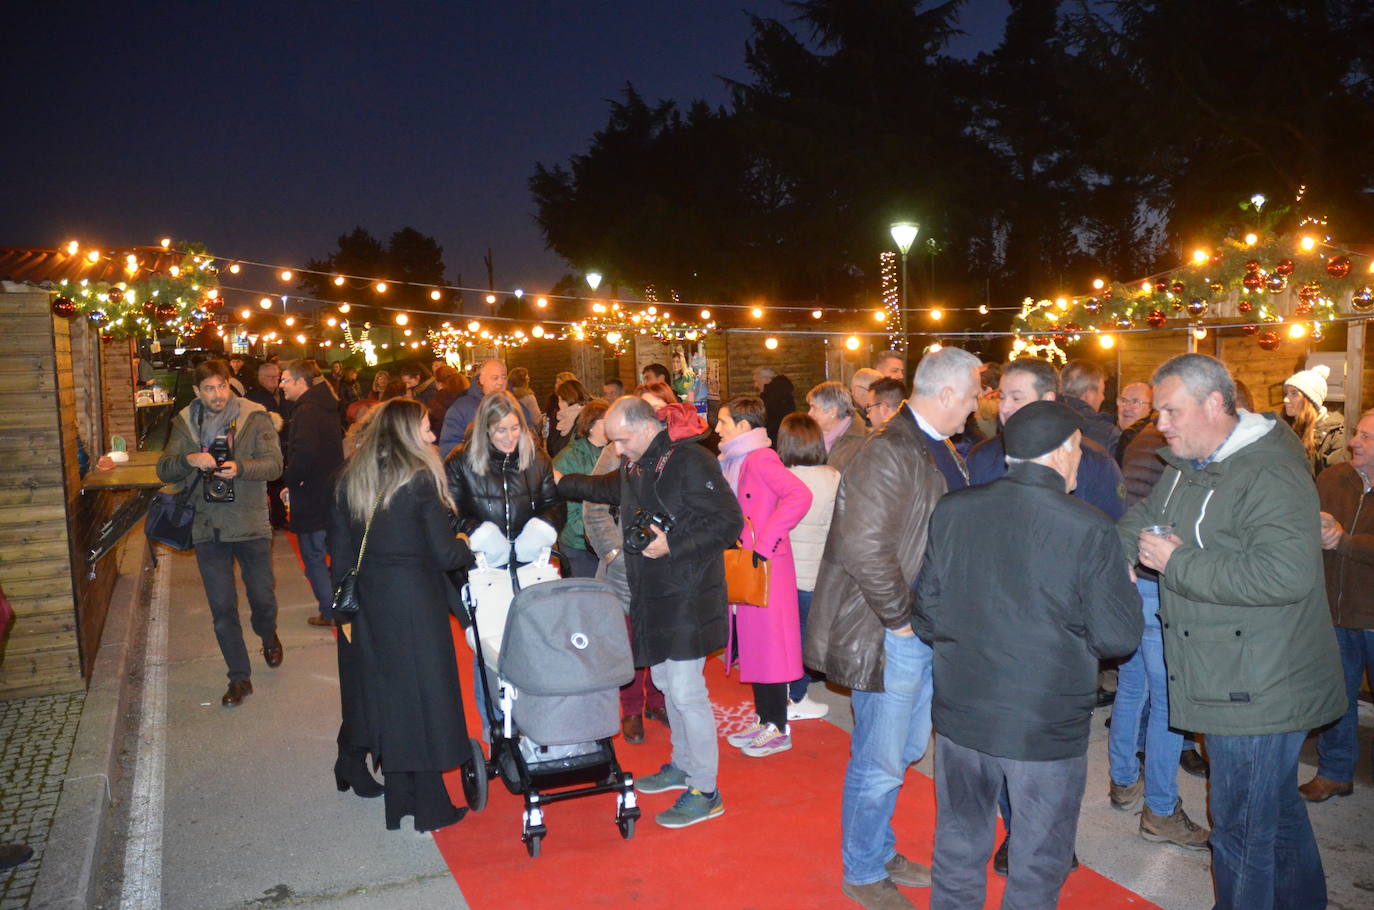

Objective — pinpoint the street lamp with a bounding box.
[890,222,920,350]
[586,271,603,293]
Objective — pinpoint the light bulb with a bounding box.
[375,281,388,293]
[333,275,345,286]
[844,335,860,351]
[930,309,943,321]
[468,321,481,332]
[1098,334,1116,349]
[873,309,885,322]
[1300,236,1316,252]
[764,337,779,350]
[430,289,442,301]
[394,313,409,326]
[751,307,764,319]
[536,297,548,308]
[1092,278,1105,290]
[1192,249,1209,264]
[279,270,293,282]
[338,303,350,314]
[160,238,171,249]
[66,240,79,255]
[485,294,496,305]
[812,309,823,319]
[258,297,273,309]
[1244,233,1259,246]
[700,309,711,320]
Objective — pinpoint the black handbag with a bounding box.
[332,493,382,619]
[145,473,202,551]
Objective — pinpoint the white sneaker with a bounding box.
[741,723,792,757]
[726,716,767,747]
[788,693,830,720]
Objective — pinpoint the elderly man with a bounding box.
[1114,381,1154,460]
[1301,411,1374,803]
[557,397,743,829]
[1120,353,1344,910]
[866,378,906,428]
[874,350,906,383]
[851,368,883,425]
[808,381,868,472]
[1061,360,1120,452]
[438,358,507,455]
[916,401,1141,910]
[806,346,980,909]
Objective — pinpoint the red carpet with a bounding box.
[434,617,1160,909]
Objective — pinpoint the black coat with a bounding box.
[913,462,1142,761]
[283,381,344,533]
[761,375,796,448]
[443,443,563,541]
[329,472,475,772]
[557,429,744,666]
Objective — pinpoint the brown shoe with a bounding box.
[221,679,253,707]
[883,853,931,887]
[1298,775,1353,802]
[621,714,645,744]
[1140,801,1210,850]
[644,706,670,727]
[1109,776,1144,812]
[840,878,914,909]
[307,615,335,628]
[1179,748,1209,778]
[262,635,283,668]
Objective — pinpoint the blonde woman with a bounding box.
[1283,364,1349,476]
[329,399,475,832]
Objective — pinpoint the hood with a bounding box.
[1211,409,1278,463]
[1158,410,1297,472]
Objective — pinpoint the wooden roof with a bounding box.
[0,245,184,286]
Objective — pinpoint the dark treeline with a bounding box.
[529,0,1374,323]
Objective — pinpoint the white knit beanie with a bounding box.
[1285,364,1329,408]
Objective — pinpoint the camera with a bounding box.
[623,510,675,555]
[203,434,235,503]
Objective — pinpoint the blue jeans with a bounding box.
[788,589,814,702]
[1315,626,1374,783]
[296,529,334,617]
[1207,731,1326,910]
[1107,576,1183,815]
[841,629,933,885]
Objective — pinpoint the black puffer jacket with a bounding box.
[443,444,563,544]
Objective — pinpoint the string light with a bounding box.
[430,289,442,301]
[333,275,345,286]
[338,303,350,314]
[750,307,764,319]
[536,297,548,308]
[1245,233,1259,246]
[700,309,711,320]
[374,281,387,293]
[845,335,861,351]
[1092,278,1106,290]
[1300,236,1317,252]
[258,297,273,309]
[485,294,497,304]
[1191,249,1209,264]
[86,249,101,263]
[1098,334,1116,349]
[394,313,409,326]
[160,238,171,249]
[764,337,779,350]
[66,241,79,256]
[930,309,943,321]
[279,270,293,281]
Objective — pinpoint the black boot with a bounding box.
[334,750,384,798]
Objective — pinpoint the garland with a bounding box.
[48,243,223,341]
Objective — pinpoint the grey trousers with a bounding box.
[194,537,278,682]
[931,734,1086,910]
[649,657,718,793]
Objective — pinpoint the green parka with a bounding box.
[1118,410,1343,736]
[156,398,283,544]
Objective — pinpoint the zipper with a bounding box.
[1335,480,1368,624]
[500,451,514,544]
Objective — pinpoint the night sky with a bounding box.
[3,1,1007,294]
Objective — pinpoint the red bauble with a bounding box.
[51,296,77,318]
[1170,281,1186,295]
[1243,272,1264,292]
[1031,335,1051,346]
[1298,282,1321,302]
[1244,260,1260,273]
[1153,281,1168,295]
[1238,299,1254,314]
[1146,309,1167,328]
[1326,256,1351,279]
[101,333,114,344]
[1209,281,1224,293]
[107,287,124,304]
[1275,259,1295,277]
[203,296,223,311]
[1295,300,1314,317]
[1241,324,1258,336]
[1257,331,1281,351]
[1064,322,1081,333]
[1187,298,1209,317]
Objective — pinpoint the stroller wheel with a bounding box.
[617,814,636,840]
[525,833,542,858]
[461,737,488,811]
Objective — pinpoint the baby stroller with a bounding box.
[461,557,640,857]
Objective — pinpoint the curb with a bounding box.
[31,533,153,909]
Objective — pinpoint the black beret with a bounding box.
[1004,400,1082,459]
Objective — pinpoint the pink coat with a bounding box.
[726,447,812,683]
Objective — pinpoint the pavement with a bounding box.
[9,525,1374,909]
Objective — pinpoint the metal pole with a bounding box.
[899,251,909,351]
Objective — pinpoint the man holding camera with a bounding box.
[555,396,743,829]
[157,359,285,707]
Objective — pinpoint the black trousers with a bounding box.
[194,537,278,682]
[931,733,1086,910]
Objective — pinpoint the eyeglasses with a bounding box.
[1117,397,1150,408]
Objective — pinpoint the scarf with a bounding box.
[822,414,852,452]
[656,402,707,441]
[718,426,770,492]
[191,395,241,449]
[556,401,584,436]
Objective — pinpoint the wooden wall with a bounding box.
[102,335,136,445]
[0,291,83,697]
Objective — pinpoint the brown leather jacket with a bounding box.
[1120,420,1168,509]
[1318,462,1374,629]
[805,406,946,692]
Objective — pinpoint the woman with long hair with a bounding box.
[715,395,812,757]
[776,414,840,721]
[444,390,561,565]
[1283,364,1349,476]
[551,398,610,577]
[328,398,475,832]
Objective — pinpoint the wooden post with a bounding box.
[1347,320,1365,433]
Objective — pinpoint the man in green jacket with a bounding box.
[156,359,285,707]
[1119,353,1343,910]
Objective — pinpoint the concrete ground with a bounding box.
[61,530,1374,909]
